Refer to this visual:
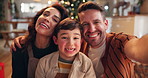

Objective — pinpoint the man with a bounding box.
[78,1,148,78]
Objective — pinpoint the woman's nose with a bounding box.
[44,16,51,23]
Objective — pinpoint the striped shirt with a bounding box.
[101,32,136,78]
[83,32,137,78]
[55,57,72,78]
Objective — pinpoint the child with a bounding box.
[35,18,96,78]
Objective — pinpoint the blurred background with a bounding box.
[0,0,148,78]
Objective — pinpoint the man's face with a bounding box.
[78,9,108,48]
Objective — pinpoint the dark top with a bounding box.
[12,42,58,78]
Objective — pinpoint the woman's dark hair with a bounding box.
[53,18,83,38]
[25,3,68,47]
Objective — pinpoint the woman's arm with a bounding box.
[10,36,26,52]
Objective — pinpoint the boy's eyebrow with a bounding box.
[60,33,67,36]
[60,33,81,36]
[74,33,81,36]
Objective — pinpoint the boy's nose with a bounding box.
[68,39,74,46]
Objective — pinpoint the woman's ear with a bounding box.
[53,36,58,45]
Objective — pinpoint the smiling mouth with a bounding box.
[39,23,49,29]
[87,33,100,38]
[66,48,75,51]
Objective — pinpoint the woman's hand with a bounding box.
[10,36,26,52]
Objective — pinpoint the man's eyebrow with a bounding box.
[94,19,101,21]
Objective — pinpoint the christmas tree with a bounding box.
[59,0,94,19]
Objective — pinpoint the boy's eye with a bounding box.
[61,37,67,39]
[74,37,79,40]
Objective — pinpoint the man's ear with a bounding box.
[53,36,58,45]
[104,19,108,30]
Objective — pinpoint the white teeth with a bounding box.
[40,23,49,28]
[88,34,98,37]
[66,48,74,51]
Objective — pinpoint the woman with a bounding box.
[12,3,68,78]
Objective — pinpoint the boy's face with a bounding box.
[53,28,82,61]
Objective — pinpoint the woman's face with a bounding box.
[35,7,61,37]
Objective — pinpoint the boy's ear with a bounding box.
[81,38,84,44]
[53,36,58,45]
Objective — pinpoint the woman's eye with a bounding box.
[53,18,58,23]
[43,13,49,17]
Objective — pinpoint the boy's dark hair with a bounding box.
[53,18,83,37]
[78,1,106,20]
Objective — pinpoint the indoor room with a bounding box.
[0,0,148,78]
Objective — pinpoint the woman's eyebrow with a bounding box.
[44,11,60,20]
[54,15,60,20]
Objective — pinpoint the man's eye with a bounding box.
[82,23,89,27]
[94,21,101,24]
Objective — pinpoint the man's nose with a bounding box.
[88,23,96,32]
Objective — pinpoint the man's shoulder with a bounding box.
[107,32,136,40]
[106,32,137,47]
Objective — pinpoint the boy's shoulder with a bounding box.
[39,51,59,62]
[76,52,92,62]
